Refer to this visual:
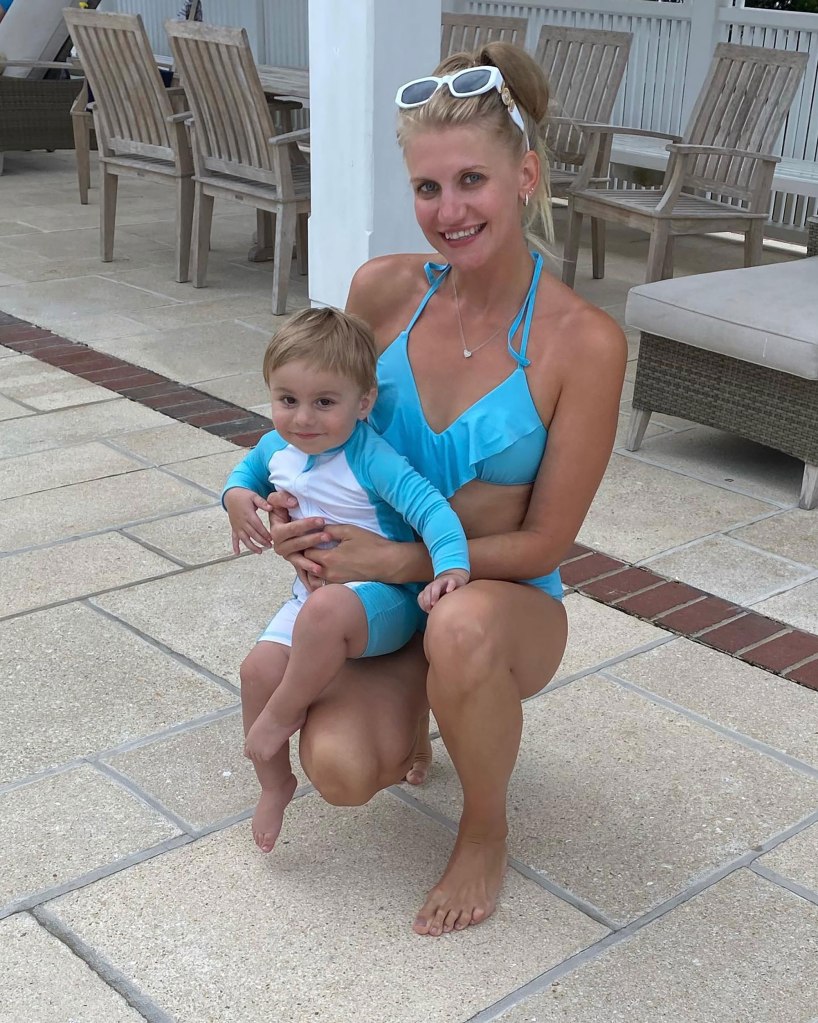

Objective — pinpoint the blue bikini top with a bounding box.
[370,252,547,498]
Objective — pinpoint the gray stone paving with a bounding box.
[1,150,816,1021]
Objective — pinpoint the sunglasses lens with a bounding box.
[399,79,439,106]
[450,68,492,96]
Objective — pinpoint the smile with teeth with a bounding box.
[443,224,485,241]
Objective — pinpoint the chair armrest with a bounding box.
[580,124,683,143]
[666,143,781,164]
[0,58,83,73]
[267,128,311,146]
[167,111,193,124]
[165,86,186,98]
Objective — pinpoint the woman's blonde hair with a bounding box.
[262,307,377,393]
[396,41,553,252]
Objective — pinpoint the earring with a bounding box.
[523,191,530,207]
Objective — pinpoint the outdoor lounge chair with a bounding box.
[624,217,818,510]
[63,7,194,283]
[562,43,808,286]
[535,25,632,279]
[166,20,310,315]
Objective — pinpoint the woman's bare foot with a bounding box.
[251,773,298,853]
[404,710,432,785]
[412,832,507,936]
[245,710,306,762]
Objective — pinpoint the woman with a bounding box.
[242,42,626,936]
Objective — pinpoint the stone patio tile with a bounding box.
[0,765,179,909]
[0,394,32,420]
[0,274,182,324]
[730,509,818,570]
[111,422,236,465]
[166,450,245,494]
[195,370,272,409]
[611,638,818,768]
[93,554,293,685]
[577,454,774,562]
[105,712,310,830]
[102,261,265,303]
[0,353,118,410]
[754,577,818,634]
[0,442,141,500]
[0,399,171,459]
[0,603,235,785]
[0,344,19,358]
[125,506,234,565]
[644,536,814,605]
[88,321,270,385]
[49,795,607,1022]
[759,822,818,895]
[627,425,805,506]
[497,870,818,1023]
[555,594,670,680]
[613,412,667,448]
[416,675,818,924]
[0,220,43,236]
[1,916,143,1023]
[118,295,275,332]
[44,311,151,344]
[0,469,215,553]
[0,225,172,262]
[0,533,177,618]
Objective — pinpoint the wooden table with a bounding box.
[250,64,310,263]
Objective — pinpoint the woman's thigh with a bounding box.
[298,633,429,802]
[424,580,568,700]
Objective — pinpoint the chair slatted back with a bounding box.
[535,25,632,166]
[165,21,289,193]
[440,13,527,59]
[63,8,175,161]
[678,43,807,202]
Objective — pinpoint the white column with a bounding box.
[682,0,730,126]
[307,0,441,309]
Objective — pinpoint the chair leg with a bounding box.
[562,204,583,288]
[590,217,606,280]
[191,187,215,288]
[296,213,308,276]
[100,167,118,262]
[72,113,91,205]
[662,237,675,279]
[175,176,195,284]
[248,210,276,262]
[800,463,818,511]
[744,220,764,268]
[272,206,297,315]
[645,222,671,283]
[625,407,652,451]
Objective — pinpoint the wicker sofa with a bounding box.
[0,71,84,160]
[624,217,818,510]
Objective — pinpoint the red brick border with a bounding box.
[2,312,817,694]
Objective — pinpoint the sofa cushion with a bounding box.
[625,257,818,380]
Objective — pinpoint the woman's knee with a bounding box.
[299,727,382,807]
[423,581,503,670]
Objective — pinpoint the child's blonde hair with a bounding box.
[262,307,377,393]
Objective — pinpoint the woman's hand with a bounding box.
[311,523,410,585]
[266,490,331,579]
[224,487,274,555]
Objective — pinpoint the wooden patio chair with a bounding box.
[63,8,194,281]
[535,25,632,279]
[440,12,527,58]
[561,43,808,287]
[165,20,310,315]
[70,2,197,205]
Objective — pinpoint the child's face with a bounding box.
[267,359,376,454]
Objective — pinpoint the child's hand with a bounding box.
[417,569,470,613]
[224,487,274,554]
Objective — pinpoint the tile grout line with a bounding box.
[92,760,198,837]
[749,861,818,909]
[31,905,174,1023]
[601,670,818,781]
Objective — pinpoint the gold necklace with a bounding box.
[451,273,506,359]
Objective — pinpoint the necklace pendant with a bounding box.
[463,348,472,358]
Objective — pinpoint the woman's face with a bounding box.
[404,124,536,269]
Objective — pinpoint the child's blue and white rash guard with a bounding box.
[222,420,469,577]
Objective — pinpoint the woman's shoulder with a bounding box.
[538,271,627,365]
[346,253,440,339]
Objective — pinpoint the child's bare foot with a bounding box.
[244,710,306,762]
[404,711,432,785]
[252,773,298,853]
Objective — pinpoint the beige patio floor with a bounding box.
[1,150,816,1022]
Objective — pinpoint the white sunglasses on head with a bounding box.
[395,65,529,149]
